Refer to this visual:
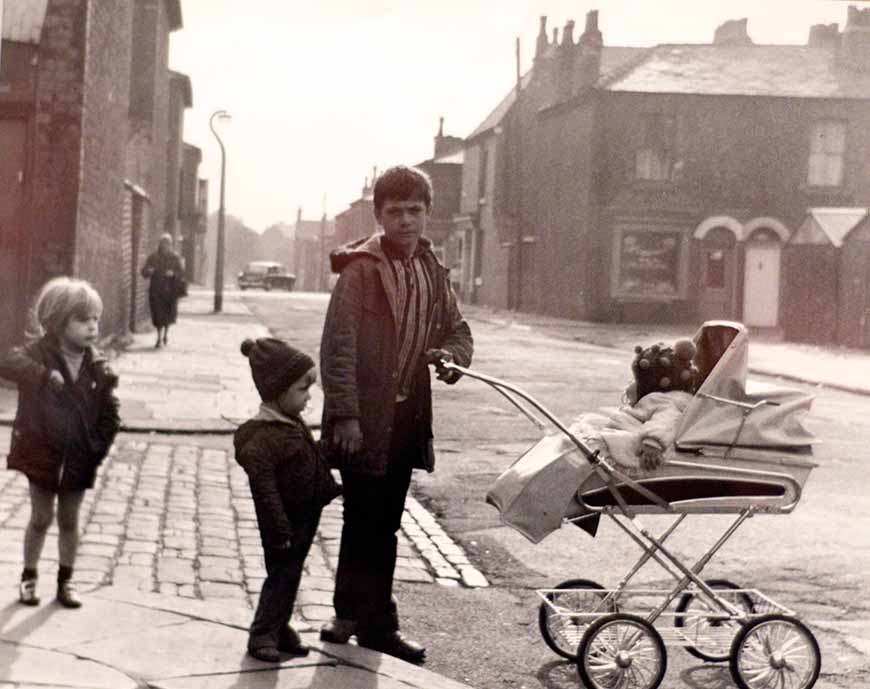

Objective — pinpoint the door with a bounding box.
[697,228,737,320]
[0,120,28,346]
[743,234,782,328]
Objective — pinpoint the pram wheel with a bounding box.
[538,578,615,660]
[675,578,755,662]
[730,614,820,689]
[577,613,666,689]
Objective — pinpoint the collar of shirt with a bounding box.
[381,236,425,261]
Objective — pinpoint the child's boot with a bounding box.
[19,569,39,606]
[57,566,81,608]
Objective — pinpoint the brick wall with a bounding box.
[75,0,134,339]
[28,0,87,295]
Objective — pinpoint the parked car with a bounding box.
[237,261,296,291]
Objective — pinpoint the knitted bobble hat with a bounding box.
[240,337,314,402]
[631,338,699,401]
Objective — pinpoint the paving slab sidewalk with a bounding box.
[0,586,472,689]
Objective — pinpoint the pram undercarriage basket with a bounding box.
[436,321,821,689]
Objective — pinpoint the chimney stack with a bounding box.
[843,5,870,70]
[535,16,548,57]
[808,23,840,50]
[713,18,753,45]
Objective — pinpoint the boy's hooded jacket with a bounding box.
[0,336,120,491]
[234,408,341,549]
[320,234,473,475]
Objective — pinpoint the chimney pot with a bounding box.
[562,20,575,47]
[536,15,548,56]
[585,10,598,33]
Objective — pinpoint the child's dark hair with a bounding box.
[27,277,103,340]
[373,166,433,212]
[632,339,698,401]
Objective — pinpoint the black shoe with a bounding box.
[320,617,357,644]
[277,626,310,657]
[357,632,426,664]
[56,581,81,608]
[248,645,281,662]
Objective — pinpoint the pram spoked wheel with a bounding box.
[538,578,615,659]
[577,613,667,689]
[674,578,755,662]
[730,614,820,689]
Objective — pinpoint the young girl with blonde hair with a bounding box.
[0,277,120,607]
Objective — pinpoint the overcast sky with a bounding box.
[169,0,858,232]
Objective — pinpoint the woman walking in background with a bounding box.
[141,233,186,349]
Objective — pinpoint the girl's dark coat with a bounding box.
[0,337,121,492]
[233,417,341,548]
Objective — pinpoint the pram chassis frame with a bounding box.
[442,360,821,687]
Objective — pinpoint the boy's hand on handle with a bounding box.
[425,348,462,384]
[639,443,664,472]
[333,418,363,459]
[47,370,64,392]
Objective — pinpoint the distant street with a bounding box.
[245,289,870,689]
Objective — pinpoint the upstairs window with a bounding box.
[807,120,846,187]
[635,114,676,181]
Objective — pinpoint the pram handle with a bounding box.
[434,360,673,515]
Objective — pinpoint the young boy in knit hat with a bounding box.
[234,337,341,662]
[569,339,699,471]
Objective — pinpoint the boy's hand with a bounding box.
[639,443,664,471]
[425,349,462,384]
[333,418,362,459]
[47,370,64,392]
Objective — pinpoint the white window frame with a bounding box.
[807,120,846,187]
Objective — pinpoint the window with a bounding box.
[705,250,726,289]
[478,146,489,204]
[807,120,846,187]
[635,114,676,181]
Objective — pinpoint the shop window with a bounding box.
[611,225,687,300]
[635,114,675,181]
[807,120,846,187]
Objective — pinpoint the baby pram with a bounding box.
[436,321,820,689]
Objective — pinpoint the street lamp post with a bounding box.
[209,109,231,313]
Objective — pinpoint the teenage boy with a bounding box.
[319,166,473,663]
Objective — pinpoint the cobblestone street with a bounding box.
[0,429,487,629]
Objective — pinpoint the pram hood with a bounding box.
[675,321,814,449]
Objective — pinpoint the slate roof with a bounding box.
[2,0,49,43]
[606,44,870,99]
[793,207,869,247]
[467,46,647,141]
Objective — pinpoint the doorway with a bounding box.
[698,227,737,320]
[743,229,782,328]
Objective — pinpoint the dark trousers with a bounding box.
[333,400,416,635]
[249,514,320,648]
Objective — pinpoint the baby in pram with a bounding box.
[569,339,699,472]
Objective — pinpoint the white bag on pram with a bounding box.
[486,432,594,544]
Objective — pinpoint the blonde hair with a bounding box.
[27,277,103,339]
